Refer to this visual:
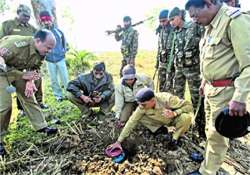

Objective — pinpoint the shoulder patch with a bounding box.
[226,7,241,19]
[14,40,29,48]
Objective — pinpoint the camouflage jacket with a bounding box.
[173,22,203,68]
[67,71,114,101]
[115,74,154,119]
[156,25,174,68]
[0,35,44,80]
[0,18,36,39]
[115,26,138,59]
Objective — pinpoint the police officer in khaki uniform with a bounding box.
[0,4,48,115]
[115,65,154,128]
[185,0,250,175]
[0,30,58,156]
[114,88,193,150]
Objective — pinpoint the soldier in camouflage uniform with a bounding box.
[67,62,114,117]
[155,10,175,92]
[115,65,154,128]
[0,4,48,115]
[169,7,206,138]
[115,16,138,77]
[0,30,58,156]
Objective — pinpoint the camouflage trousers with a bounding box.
[173,65,205,137]
[158,67,175,93]
[173,65,200,110]
[120,57,135,78]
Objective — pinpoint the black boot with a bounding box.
[0,143,6,156]
[37,127,58,135]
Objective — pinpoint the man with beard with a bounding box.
[155,9,175,92]
[0,4,48,115]
[114,16,138,77]
[39,11,69,102]
[185,0,250,174]
[0,29,58,156]
[67,62,115,118]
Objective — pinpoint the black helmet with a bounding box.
[215,107,250,138]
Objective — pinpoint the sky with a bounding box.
[2,0,250,52]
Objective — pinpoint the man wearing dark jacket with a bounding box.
[67,62,115,117]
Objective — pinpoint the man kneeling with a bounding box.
[115,87,193,150]
[66,62,114,117]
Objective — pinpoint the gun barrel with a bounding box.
[106,16,154,35]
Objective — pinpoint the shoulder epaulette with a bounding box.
[226,7,241,19]
[14,40,29,48]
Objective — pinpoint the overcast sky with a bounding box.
[2,0,250,52]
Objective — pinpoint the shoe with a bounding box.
[56,97,64,102]
[0,143,6,156]
[18,110,26,117]
[190,152,204,163]
[186,170,202,175]
[40,103,49,109]
[37,127,58,135]
[168,139,179,151]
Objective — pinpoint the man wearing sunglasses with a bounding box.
[114,87,193,151]
[67,62,114,118]
[155,9,175,93]
[115,65,154,128]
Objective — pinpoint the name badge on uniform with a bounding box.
[13,29,21,32]
[207,36,212,44]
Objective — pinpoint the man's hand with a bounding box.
[22,71,40,81]
[163,109,177,119]
[199,79,206,96]
[115,119,125,129]
[228,100,247,117]
[93,96,102,103]
[25,81,37,97]
[80,95,93,104]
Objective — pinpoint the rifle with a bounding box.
[105,16,154,35]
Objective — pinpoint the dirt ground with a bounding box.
[1,112,249,175]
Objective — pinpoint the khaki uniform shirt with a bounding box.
[200,4,250,102]
[117,92,193,142]
[0,35,44,79]
[0,18,36,39]
[115,74,154,119]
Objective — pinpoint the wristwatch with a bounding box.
[0,63,7,72]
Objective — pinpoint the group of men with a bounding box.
[0,0,249,175]
[0,5,69,155]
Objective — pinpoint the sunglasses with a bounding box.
[94,71,104,76]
